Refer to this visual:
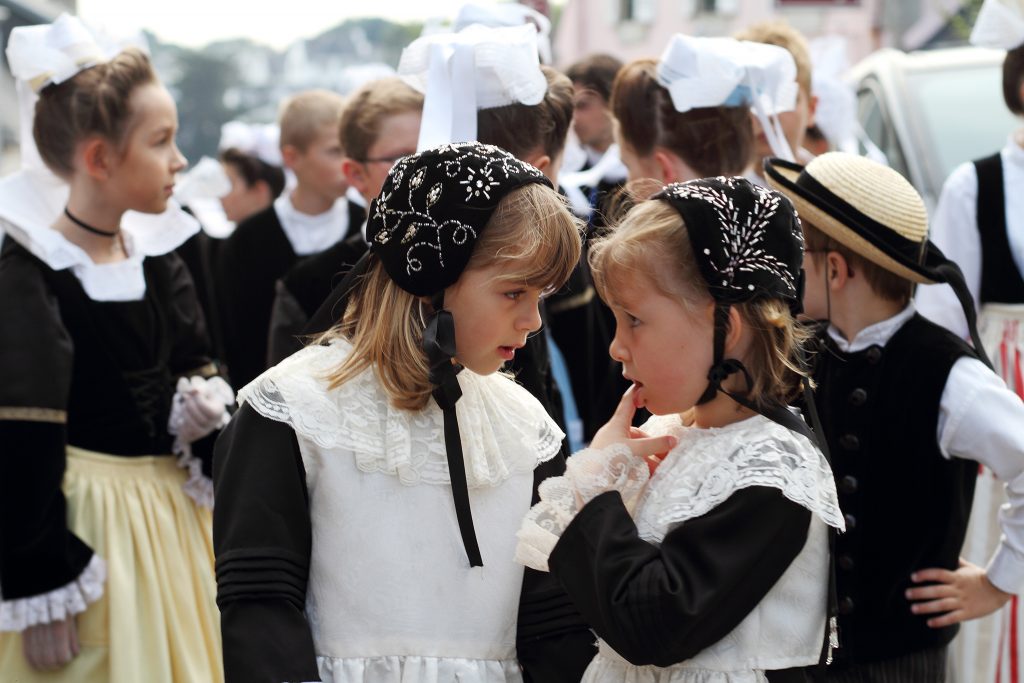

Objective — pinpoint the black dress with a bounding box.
[0,238,222,602]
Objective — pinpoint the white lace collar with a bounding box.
[238,340,564,488]
[638,412,845,535]
[0,168,199,301]
[273,193,349,256]
[827,302,915,353]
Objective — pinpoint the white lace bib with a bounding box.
[238,340,564,488]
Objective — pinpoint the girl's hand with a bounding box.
[23,615,80,671]
[906,557,1013,627]
[591,386,677,460]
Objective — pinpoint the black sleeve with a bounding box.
[267,280,308,366]
[213,403,320,683]
[517,453,598,682]
[548,486,812,668]
[0,244,93,600]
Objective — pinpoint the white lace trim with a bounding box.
[0,554,106,632]
[515,444,649,572]
[516,414,844,572]
[238,341,564,489]
[173,441,215,509]
[634,414,845,542]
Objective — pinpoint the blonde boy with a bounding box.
[266,79,424,363]
[218,89,361,389]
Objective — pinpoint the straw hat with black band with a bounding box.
[764,152,994,369]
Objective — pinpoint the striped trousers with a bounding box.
[812,646,948,683]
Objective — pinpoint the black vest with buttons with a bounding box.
[975,153,1024,304]
[812,313,978,666]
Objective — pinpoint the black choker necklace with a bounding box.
[64,208,119,238]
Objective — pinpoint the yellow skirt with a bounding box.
[0,447,223,682]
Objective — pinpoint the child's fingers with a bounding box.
[911,597,959,615]
[927,610,967,628]
[611,386,639,423]
[625,435,677,459]
[906,583,956,601]
[910,568,957,584]
[629,427,649,439]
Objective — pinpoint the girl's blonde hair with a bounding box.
[321,183,582,410]
[590,199,812,410]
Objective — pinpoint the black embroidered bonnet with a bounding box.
[367,142,550,294]
[653,177,807,421]
[364,142,550,567]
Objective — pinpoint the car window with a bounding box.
[904,64,1018,183]
[857,82,910,179]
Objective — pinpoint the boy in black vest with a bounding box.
[766,152,1024,682]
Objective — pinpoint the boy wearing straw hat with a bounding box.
[766,152,1024,681]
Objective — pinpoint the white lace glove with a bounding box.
[515,443,652,572]
[168,375,234,445]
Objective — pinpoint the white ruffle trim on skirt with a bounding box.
[0,553,106,632]
[316,654,523,683]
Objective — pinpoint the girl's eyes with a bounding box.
[628,314,641,327]
[504,290,525,301]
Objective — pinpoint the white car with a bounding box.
[848,46,1017,210]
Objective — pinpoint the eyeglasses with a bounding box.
[357,153,414,165]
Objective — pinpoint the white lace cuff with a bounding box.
[173,440,215,509]
[0,554,106,632]
[515,443,649,571]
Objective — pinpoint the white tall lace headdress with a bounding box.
[657,34,799,162]
[398,24,548,151]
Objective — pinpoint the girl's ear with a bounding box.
[80,137,112,180]
[723,305,747,355]
[653,149,675,184]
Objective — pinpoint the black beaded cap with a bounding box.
[367,142,551,297]
[653,176,803,305]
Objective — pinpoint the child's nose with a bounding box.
[609,334,628,362]
[518,302,543,333]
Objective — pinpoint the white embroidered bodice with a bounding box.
[517,413,844,683]
[239,341,564,682]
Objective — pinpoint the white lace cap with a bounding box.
[971,0,1024,49]
[218,121,283,167]
[174,156,232,203]
[809,36,858,153]
[657,34,799,162]
[399,24,547,151]
[7,14,148,175]
[453,2,553,64]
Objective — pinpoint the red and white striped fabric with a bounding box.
[954,304,1024,683]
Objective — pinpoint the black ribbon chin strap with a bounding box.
[423,292,483,567]
[700,302,840,666]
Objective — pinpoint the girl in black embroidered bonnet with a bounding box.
[213,142,602,682]
[515,176,845,682]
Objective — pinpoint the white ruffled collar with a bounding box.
[273,193,350,256]
[0,168,199,301]
[238,340,564,488]
[638,412,845,533]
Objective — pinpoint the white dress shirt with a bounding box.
[917,138,1024,338]
[828,303,1024,594]
[274,194,349,257]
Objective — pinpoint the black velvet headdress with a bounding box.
[367,142,551,296]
